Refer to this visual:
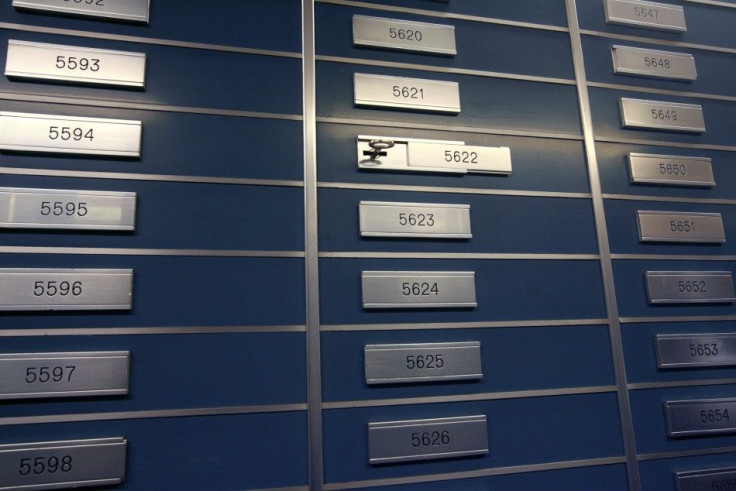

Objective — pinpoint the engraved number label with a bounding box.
[389,28,422,41]
[40,201,88,217]
[398,213,434,227]
[63,0,104,5]
[634,6,658,18]
[19,455,73,476]
[690,343,719,357]
[49,126,93,141]
[402,282,439,296]
[411,431,450,448]
[701,409,730,424]
[644,56,669,69]
[25,366,76,384]
[55,55,99,71]
[33,280,83,297]
[660,163,687,175]
[392,86,424,99]
[679,280,706,293]
[670,220,695,233]
[444,150,478,164]
[651,109,677,121]
[406,354,444,369]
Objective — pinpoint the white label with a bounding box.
[408,142,512,174]
[354,73,461,113]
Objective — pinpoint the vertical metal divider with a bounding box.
[302,1,324,490]
[564,1,642,489]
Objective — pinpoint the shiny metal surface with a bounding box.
[0,437,126,489]
[645,271,736,304]
[604,0,687,32]
[676,467,736,491]
[13,0,149,23]
[0,111,142,157]
[666,398,736,437]
[5,40,146,88]
[368,415,488,464]
[0,351,129,400]
[656,334,736,368]
[353,15,456,56]
[354,73,461,113]
[628,153,715,187]
[620,98,705,133]
[359,201,471,239]
[637,211,725,243]
[361,271,477,309]
[611,45,696,81]
[364,342,482,384]
[0,187,136,231]
[0,268,133,311]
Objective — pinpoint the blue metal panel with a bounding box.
[321,325,614,402]
[0,100,304,181]
[0,32,303,114]
[605,199,735,255]
[589,87,736,147]
[322,394,624,483]
[0,332,307,417]
[0,413,309,489]
[622,321,736,384]
[597,141,736,201]
[1,0,303,53]
[316,62,583,135]
[630,385,736,454]
[0,175,304,251]
[316,3,575,79]
[319,189,598,254]
[350,0,569,27]
[319,258,607,325]
[0,255,305,328]
[317,123,590,194]
[613,260,736,319]
[641,454,736,491]
[582,34,736,98]
[577,0,736,50]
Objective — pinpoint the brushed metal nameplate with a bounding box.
[645,271,736,304]
[604,0,687,32]
[0,437,126,490]
[612,45,696,80]
[0,187,136,231]
[353,15,456,55]
[13,0,149,23]
[620,98,705,133]
[0,351,129,400]
[677,467,736,491]
[628,153,715,187]
[354,73,460,113]
[637,211,725,243]
[656,334,736,368]
[0,111,142,157]
[362,271,476,309]
[357,135,512,175]
[359,201,471,239]
[666,398,736,437]
[369,415,488,464]
[5,40,146,88]
[365,342,482,384]
[0,268,133,311]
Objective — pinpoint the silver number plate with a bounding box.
[656,334,736,368]
[5,40,146,88]
[628,153,715,187]
[354,73,461,113]
[369,415,488,464]
[0,187,136,231]
[677,467,736,491]
[645,271,736,304]
[357,135,512,175]
[362,271,477,309]
[13,0,150,24]
[0,351,129,400]
[0,438,126,490]
[612,45,696,81]
[359,201,471,239]
[0,111,142,157]
[604,0,687,32]
[620,98,705,133]
[666,398,736,437]
[364,342,482,384]
[637,211,725,243]
[353,15,456,56]
[0,268,133,311]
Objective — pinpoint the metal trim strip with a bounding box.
[322,319,609,331]
[0,326,307,337]
[629,378,736,390]
[321,252,599,260]
[0,247,305,257]
[318,182,591,199]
